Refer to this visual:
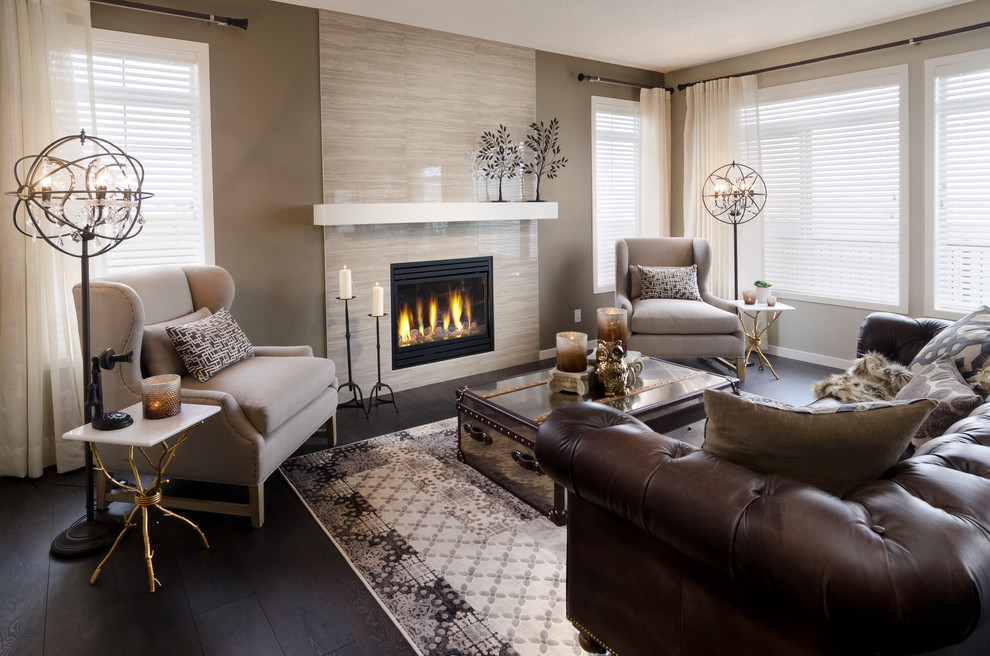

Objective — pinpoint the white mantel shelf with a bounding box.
[313,202,558,226]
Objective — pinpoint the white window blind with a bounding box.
[752,67,907,308]
[89,30,213,272]
[928,50,990,314]
[592,97,640,294]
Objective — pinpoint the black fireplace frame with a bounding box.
[390,256,494,370]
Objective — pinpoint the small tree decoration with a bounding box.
[524,118,568,202]
[475,124,522,202]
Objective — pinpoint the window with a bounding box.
[592,97,640,294]
[750,66,908,309]
[927,49,990,315]
[89,30,214,271]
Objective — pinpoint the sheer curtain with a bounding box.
[682,75,759,298]
[1,0,95,477]
[640,87,671,237]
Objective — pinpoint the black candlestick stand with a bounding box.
[337,297,368,417]
[368,314,397,412]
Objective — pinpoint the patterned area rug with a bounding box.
[280,418,581,656]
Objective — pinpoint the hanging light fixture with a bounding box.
[7,129,152,557]
[701,161,767,299]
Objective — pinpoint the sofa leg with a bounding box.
[96,472,109,510]
[326,414,337,447]
[577,630,606,654]
[249,484,265,528]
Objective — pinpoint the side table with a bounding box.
[62,402,220,592]
[728,301,796,380]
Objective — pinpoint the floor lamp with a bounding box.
[7,130,152,558]
[701,161,767,299]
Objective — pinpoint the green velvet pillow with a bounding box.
[702,389,936,496]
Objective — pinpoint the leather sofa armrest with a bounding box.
[253,345,314,357]
[537,402,990,652]
[856,312,949,365]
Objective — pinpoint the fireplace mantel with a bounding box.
[313,202,558,226]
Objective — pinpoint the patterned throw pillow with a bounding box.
[637,264,702,301]
[702,389,936,496]
[909,305,990,375]
[895,355,982,447]
[166,307,254,382]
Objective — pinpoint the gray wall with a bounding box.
[91,0,328,356]
[665,1,990,365]
[535,52,664,349]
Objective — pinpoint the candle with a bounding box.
[556,332,588,373]
[371,282,384,316]
[142,374,181,419]
[596,307,628,353]
[339,266,352,299]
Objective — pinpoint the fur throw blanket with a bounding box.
[812,352,914,403]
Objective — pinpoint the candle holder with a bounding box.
[368,314,397,412]
[337,296,368,417]
[597,307,628,353]
[142,374,181,419]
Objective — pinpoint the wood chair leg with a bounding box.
[736,356,747,381]
[326,414,337,447]
[249,484,265,528]
[577,630,607,654]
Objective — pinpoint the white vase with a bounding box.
[756,287,772,304]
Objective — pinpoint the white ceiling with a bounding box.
[277,0,972,72]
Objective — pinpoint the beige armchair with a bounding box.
[74,264,337,527]
[615,237,745,377]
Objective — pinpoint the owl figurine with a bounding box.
[595,339,629,397]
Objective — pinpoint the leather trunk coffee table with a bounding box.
[455,357,737,525]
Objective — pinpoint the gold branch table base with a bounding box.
[730,301,796,381]
[62,403,221,592]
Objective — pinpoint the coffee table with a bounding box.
[455,357,737,525]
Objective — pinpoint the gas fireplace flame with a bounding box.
[395,286,483,347]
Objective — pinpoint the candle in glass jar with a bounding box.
[371,282,384,316]
[597,307,628,353]
[338,266,352,299]
[556,332,588,373]
[142,374,181,419]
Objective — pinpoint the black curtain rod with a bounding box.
[88,0,248,29]
[578,73,672,93]
[677,20,990,91]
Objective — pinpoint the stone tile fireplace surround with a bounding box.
[323,220,539,395]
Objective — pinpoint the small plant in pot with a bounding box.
[754,280,772,304]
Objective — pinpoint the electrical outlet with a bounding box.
[574,309,582,323]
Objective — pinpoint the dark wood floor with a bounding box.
[0,354,836,656]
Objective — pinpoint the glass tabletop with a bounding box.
[461,358,734,424]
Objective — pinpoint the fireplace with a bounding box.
[390,256,494,369]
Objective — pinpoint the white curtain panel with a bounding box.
[639,87,672,238]
[0,0,96,477]
[682,75,759,299]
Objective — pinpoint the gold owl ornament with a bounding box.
[595,339,629,397]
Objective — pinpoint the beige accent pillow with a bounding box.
[142,307,212,376]
[702,389,936,496]
[895,355,982,448]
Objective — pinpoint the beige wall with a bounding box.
[91,0,328,356]
[535,53,664,349]
[665,1,990,366]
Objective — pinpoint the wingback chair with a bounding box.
[616,238,744,377]
[74,265,338,527]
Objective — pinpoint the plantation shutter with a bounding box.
[592,97,640,294]
[755,67,906,308]
[930,52,990,313]
[89,30,212,272]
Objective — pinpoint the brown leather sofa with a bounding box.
[535,312,990,655]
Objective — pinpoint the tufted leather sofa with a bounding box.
[535,312,990,655]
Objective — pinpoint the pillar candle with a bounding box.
[556,332,588,373]
[339,266,352,299]
[371,282,384,316]
[597,307,628,353]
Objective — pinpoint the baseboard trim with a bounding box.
[539,347,556,361]
[763,345,851,370]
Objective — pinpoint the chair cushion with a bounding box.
[143,307,212,377]
[183,356,337,434]
[895,355,982,448]
[631,298,739,334]
[703,389,936,496]
[638,264,702,301]
[167,308,255,382]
